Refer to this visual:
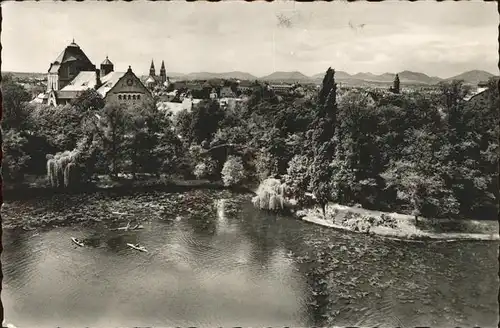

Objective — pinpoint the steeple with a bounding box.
[160,60,167,83]
[100,55,114,77]
[149,60,156,77]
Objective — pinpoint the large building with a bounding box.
[40,40,151,106]
[145,60,169,89]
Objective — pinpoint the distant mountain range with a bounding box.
[4,69,497,86]
[168,69,496,85]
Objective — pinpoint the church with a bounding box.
[40,40,152,107]
[145,60,169,89]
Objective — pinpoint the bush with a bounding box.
[221,156,245,187]
[193,158,218,180]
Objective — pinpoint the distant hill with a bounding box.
[311,70,351,81]
[309,70,443,85]
[445,70,497,84]
[180,71,258,81]
[260,71,311,82]
[397,71,442,85]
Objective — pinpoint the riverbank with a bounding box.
[2,174,254,201]
[1,175,253,231]
[295,203,499,242]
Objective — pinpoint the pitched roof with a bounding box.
[465,87,488,101]
[96,71,127,97]
[60,71,99,91]
[53,42,93,65]
[101,56,113,66]
[48,41,94,73]
[49,63,61,74]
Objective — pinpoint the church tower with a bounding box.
[160,60,167,84]
[100,56,114,77]
[149,60,156,77]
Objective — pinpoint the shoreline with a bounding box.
[1,175,254,231]
[294,203,499,242]
[2,175,254,201]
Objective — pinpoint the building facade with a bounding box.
[42,40,151,106]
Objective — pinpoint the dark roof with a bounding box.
[49,41,95,73]
[101,56,113,66]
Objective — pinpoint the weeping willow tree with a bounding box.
[46,136,96,188]
[46,149,80,188]
[252,178,287,212]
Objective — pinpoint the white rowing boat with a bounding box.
[71,237,85,247]
[112,224,144,231]
[127,243,148,252]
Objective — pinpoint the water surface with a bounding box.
[2,190,498,327]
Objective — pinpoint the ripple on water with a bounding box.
[2,191,499,328]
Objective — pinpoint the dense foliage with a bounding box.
[2,71,498,220]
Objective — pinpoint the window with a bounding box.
[128,95,131,100]
[132,95,136,100]
[137,95,141,100]
[118,95,122,100]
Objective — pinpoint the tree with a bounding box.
[317,67,335,107]
[390,74,400,94]
[381,160,458,224]
[283,155,312,206]
[71,89,105,112]
[1,74,31,130]
[2,129,31,181]
[122,100,162,178]
[309,69,338,216]
[221,156,245,187]
[189,99,225,145]
[94,102,128,177]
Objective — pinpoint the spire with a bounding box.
[69,38,79,48]
[149,60,156,77]
[160,60,167,84]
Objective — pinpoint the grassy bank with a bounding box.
[295,203,499,242]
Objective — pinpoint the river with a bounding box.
[2,189,498,327]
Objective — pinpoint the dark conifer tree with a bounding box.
[309,69,338,216]
[391,74,400,94]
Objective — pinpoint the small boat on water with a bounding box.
[112,223,144,231]
[71,237,85,247]
[127,243,148,252]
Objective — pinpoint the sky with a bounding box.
[1,1,498,78]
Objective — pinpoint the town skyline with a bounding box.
[2,1,498,78]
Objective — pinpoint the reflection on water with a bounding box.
[2,190,499,327]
